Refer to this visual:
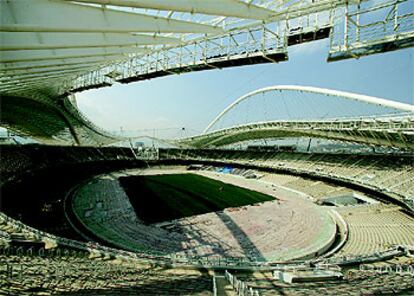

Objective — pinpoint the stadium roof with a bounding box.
[176,85,414,150]
[2,0,413,98]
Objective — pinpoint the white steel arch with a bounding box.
[204,85,414,133]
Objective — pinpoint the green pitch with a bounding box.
[119,173,274,224]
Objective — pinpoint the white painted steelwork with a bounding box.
[0,0,413,146]
[70,0,277,20]
[178,114,414,149]
[1,0,413,98]
[204,85,414,133]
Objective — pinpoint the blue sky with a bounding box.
[76,39,413,135]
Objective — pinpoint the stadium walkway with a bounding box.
[215,275,237,296]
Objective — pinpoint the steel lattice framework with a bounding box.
[0,0,413,146]
[176,86,414,150]
[1,0,413,98]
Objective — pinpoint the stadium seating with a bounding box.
[1,144,413,295]
[71,172,336,262]
[72,176,181,255]
[335,205,414,256]
[161,148,414,210]
[226,268,414,296]
[0,247,212,296]
[0,144,159,186]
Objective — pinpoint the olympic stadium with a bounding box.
[1,0,414,295]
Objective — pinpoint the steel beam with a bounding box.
[0,47,150,63]
[0,56,131,71]
[0,64,107,80]
[0,32,181,51]
[0,70,89,85]
[1,63,110,76]
[1,0,222,34]
[70,0,277,20]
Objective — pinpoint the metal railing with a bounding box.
[329,0,414,59]
[225,270,260,296]
[360,263,414,276]
[60,22,288,94]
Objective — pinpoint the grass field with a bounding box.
[119,173,274,224]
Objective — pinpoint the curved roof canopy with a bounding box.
[1,0,413,147]
[0,0,279,98]
[2,0,412,98]
[177,85,414,150]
